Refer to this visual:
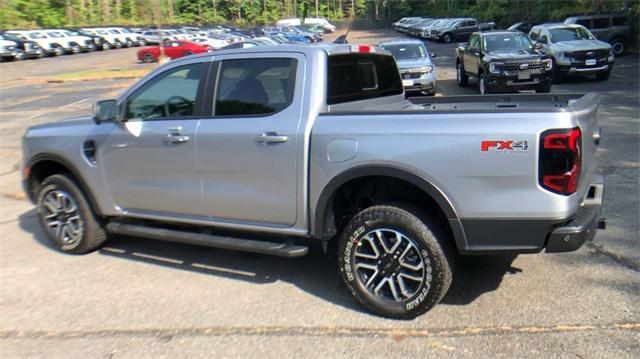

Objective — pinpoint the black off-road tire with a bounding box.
[36,174,107,254]
[596,69,611,81]
[479,72,491,95]
[536,81,552,93]
[337,204,454,319]
[456,61,469,87]
[610,37,625,56]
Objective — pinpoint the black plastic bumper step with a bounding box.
[106,222,308,258]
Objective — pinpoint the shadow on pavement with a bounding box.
[18,208,520,314]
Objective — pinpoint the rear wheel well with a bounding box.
[322,176,455,249]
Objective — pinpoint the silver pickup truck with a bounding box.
[21,44,605,319]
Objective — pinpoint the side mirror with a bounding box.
[93,99,117,124]
[430,52,437,58]
[534,42,544,50]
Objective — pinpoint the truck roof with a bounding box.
[533,23,584,30]
[177,43,393,62]
[475,30,524,36]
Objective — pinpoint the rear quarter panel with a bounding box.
[310,105,598,223]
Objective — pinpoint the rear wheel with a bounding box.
[456,61,468,87]
[36,174,107,254]
[610,37,625,56]
[337,205,454,319]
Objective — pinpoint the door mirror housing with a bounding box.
[93,99,118,124]
[534,42,544,50]
[430,52,437,58]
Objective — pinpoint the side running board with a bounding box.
[106,222,308,258]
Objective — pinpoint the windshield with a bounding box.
[550,26,594,42]
[29,32,47,39]
[47,32,63,38]
[109,30,120,34]
[483,33,533,52]
[382,44,427,60]
[65,31,78,36]
[120,28,131,33]
[96,30,108,35]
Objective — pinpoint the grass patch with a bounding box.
[48,67,152,83]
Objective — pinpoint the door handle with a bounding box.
[163,134,190,144]
[256,132,288,144]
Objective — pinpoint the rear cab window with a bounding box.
[327,54,403,105]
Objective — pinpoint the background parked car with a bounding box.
[0,32,43,60]
[137,40,209,63]
[379,38,437,96]
[564,13,630,55]
[0,38,19,61]
[508,22,535,34]
[7,30,65,56]
[529,23,614,81]
[456,30,553,94]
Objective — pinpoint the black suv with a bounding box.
[564,14,630,55]
[455,31,553,94]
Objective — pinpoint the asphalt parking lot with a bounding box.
[0,28,638,358]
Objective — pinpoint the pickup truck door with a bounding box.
[196,53,305,227]
[99,60,208,217]
[464,34,481,76]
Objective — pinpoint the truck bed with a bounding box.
[326,93,595,114]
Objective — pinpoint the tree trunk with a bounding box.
[114,0,121,20]
[102,0,110,23]
[212,0,216,18]
[167,0,175,21]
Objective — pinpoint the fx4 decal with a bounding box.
[481,140,529,152]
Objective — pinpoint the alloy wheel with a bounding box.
[353,229,427,302]
[42,190,84,246]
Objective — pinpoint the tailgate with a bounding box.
[568,93,600,200]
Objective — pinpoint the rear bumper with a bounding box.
[456,174,605,255]
[545,178,605,252]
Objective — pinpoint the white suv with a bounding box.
[7,30,64,56]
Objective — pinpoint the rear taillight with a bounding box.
[539,127,582,195]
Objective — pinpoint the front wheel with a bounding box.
[442,33,453,43]
[596,69,611,81]
[36,174,107,254]
[456,61,468,87]
[183,50,193,57]
[337,205,454,319]
[536,81,552,93]
[479,73,490,95]
[142,53,155,63]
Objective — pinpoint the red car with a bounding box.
[137,40,209,63]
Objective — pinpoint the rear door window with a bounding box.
[612,17,627,26]
[214,58,297,116]
[593,18,610,29]
[576,19,591,28]
[327,54,403,105]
